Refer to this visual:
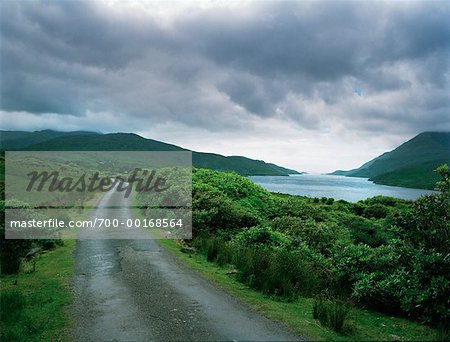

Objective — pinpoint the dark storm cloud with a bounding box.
[181,2,363,81]
[1,1,173,115]
[1,1,166,69]
[181,1,449,81]
[217,73,287,117]
[0,1,449,134]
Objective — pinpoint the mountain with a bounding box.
[0,130,301,176]
[267,163,302,175]
[0,130,100,150]
[11,132,185,152]
[329,132,450,189]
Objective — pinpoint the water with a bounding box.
[248,174,436,202]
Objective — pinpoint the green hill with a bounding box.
[369,160,447,189]
[18,132,185,152]
[0,130,100,150]
[329,132,450,189]
[0,130,300,176]
[266,163,302,175]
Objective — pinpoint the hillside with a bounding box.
[0,130,100,150]
[267,163,302,175]
[0,130,300,176]
[329,132,450,189]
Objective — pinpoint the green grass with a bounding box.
[156,238,438,341]
[0,240,75,341]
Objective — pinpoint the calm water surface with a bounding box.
[248,174,436,202]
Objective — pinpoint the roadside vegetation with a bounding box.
[0,153,99,341]
[137,164,449,340]
[0,240,75,341]
[1,147,448,340]
[158,237,438,341]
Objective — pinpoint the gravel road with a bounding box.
[71,187,302,341]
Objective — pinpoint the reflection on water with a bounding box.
[248,174,436,202]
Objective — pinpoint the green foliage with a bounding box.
[0,288,26,323]
[191,182,259,232]
[321,197,335,205]
[313,297,352,333]
[277,196,329,222]
[0,200,62,274]
[234,225,288,248]
[0,241,75,341]
[394,164,449,256]
[138,166,450,328]
[337,214,387,247]
[231,244,324,299]
[193,168,278,219]
[362,203,390,219]
[435,164,450,192]
[271,216,345,254]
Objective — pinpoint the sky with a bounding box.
[1,0,449,173]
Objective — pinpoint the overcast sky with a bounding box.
[1,1,449,173]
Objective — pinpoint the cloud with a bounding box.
[0,0,449,172]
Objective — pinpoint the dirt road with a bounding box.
[71,188,301,341]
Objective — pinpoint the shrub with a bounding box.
[234,225,288,248]
[363,203,390,219]
[362,196,406,207]
[351,203,366,216]
[192,168,278,219]
[338,215,388,247]
[0,200,63,274]
[278,197,328,222]
[272,217,346,254]
[231,243,327,299]
[192,183,259,232]
[312,296,351,333]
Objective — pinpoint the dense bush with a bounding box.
[139,165,450,327]
[0,200,62,274]
[362,203,390,219]
[337,214,389,247]
[232,244,326,299]
[191,183,259,232]
[234,225,288,248]
[333,239,449,324]
[193,169,278,220]
[271,216,345,254]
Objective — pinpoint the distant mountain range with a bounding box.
[329,132,450,189]
[0,130,302,176]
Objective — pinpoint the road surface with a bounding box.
[71,187,302,341]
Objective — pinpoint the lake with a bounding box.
[248,174,436,202]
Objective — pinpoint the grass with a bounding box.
[0,240,76,341]
[313,297,351,333]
